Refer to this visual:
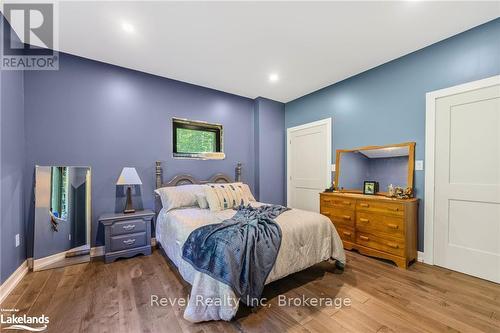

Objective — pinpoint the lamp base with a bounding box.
[124,186,135,214]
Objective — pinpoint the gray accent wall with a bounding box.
[285,18,500,251]
[0,16,26,282]
[254,97,285,205]
[23,53,257,250]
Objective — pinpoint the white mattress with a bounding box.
[156,202,346,322]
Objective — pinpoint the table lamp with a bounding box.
[116,167,143,214]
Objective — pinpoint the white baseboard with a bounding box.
[90,246,104,257]
[417,251,425,263]
[0,260,28,304]
[33,251,67,271]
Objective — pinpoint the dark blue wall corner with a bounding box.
[285,18,500,251]
[0,15,27,283]
[254,97,286,205]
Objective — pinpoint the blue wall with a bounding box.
[0,17,26,283]
[285,18,500,250]
[254,97,285,205]
[23,53,259,251]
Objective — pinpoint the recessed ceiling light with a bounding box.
[121,22,135,33]
[269,73,279,83]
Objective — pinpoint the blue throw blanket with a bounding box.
[182,204,289,305]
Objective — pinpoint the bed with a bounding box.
[153,161,346,322]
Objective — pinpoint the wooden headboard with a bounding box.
[154,160,242,214]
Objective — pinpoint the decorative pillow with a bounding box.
[196,194,209,209]
[235,182,256,202]
[154,185,205,211]
[205,183,249,211]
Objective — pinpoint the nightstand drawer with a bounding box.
[110,219,146,236]
[110,232,147,252]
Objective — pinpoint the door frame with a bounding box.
[424,75,500,265]
[286,117,332,207]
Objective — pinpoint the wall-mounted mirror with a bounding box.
[33,166,91,271]
[335,142,415,194]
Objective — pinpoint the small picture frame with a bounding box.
[363,181,379,195]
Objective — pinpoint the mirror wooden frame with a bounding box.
[334,142,416,194]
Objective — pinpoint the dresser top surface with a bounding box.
[320,191,418,203]
[99,209,155,222]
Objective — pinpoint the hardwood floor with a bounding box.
[1,249,499,333]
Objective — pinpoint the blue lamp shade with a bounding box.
[116,167,142,186]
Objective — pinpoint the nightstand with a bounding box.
[99,210,155,263]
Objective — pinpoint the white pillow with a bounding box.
[196,194,209,209]
[235,182,256,202]
[154,185,205,211]
[205,183,249,211]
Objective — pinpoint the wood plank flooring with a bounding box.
[1,249,499,333]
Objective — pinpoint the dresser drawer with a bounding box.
[321,196,355,209]
[109,219,147,236]
[356,200,404,216]
[356,212,404,239]
[336,225,355,243]
[356,232,405,256]
[109,232,147,252]
[321,207,355,227]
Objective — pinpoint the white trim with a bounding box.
[0,261,28,303]
[424,75,500,265]
[287,118,332,207]
[33,251,67,271]
[417,251,424,263]
[90,246,104,257]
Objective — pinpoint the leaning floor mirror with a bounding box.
[33,166,91,271]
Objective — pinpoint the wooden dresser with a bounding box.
[320,192,418,268]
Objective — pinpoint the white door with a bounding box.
[287,118,331,212]
[434,81,500,283]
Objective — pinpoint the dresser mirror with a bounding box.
[335,142,415,195]
[33,166,91,271]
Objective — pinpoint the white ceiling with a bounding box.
[6,1,500,102]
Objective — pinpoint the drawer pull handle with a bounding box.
[360,203,369,208]
[342,215,351,220]
[389,207,400,212]
[359,218,369,223]
[323,199,332,203]
[342,201,351,206]
[360,235,369,241]
[123,239,136,245]
[387,223,399,229]
[342,231,352,236]
[123,224,136,230]
[387,242,399,249]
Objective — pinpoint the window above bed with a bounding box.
[172,118,225,160]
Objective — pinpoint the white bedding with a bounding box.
[156,202,346,322]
